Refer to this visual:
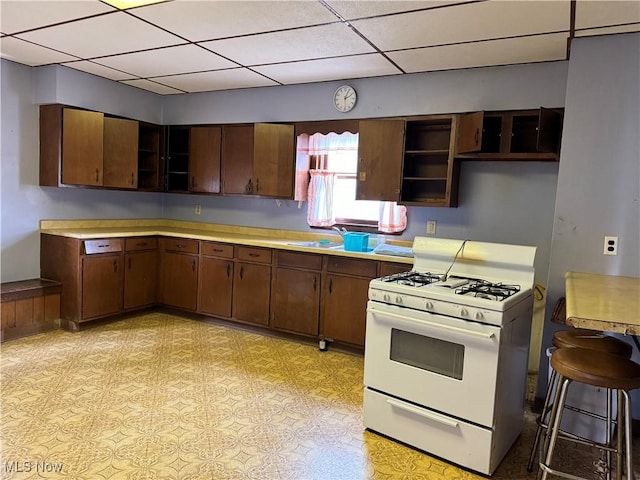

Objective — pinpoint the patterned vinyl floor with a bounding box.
[1,312,639,479]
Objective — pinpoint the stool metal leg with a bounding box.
[622,390,633,480]
[539,375,571,480]
[617,391,623,480]
[528,368,559,472]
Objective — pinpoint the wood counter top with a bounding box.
[565,271,640,335]
[39,219,414,265]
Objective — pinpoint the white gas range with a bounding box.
[363,237,536,476]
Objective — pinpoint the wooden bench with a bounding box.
[1,278,62,342]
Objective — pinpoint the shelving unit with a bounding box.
[400,116,459,207]
[137,123,161,191]
[166,127,190,192]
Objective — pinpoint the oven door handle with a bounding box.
[373,310,495,340]
[386,398,459,428]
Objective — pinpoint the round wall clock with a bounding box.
[333,85,357,112]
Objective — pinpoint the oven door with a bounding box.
[364,300,501,427]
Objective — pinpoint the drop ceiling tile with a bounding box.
[575,0,640,30]
[62,60,135,81]
[16,11,184,58]
[0,0,115,35]
[121,78,185,95]
[253,54,401,85]
[388,33,568,73]
[151,68,279,93]
[0,36,77,66]
[200,24,374,66]
[93,44,237,78]
[352,0,570,51]
[326,0,470,20]
[130,0,339,42]
[575,24,640,37]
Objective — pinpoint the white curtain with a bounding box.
[378,202,407,233]
[307,170,336,227]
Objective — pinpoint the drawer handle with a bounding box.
[113,259,118,272]
[313,276,317,291]
[239,266,244,280]
[248,253,260,258]
[192,259,196,271]
[226,263,231,278]
[176,244,186,249]
[212,248,223,253]
[97,244,110,248]
[329,278,333,294]
[386,398,459,428]
[136,242,148,247]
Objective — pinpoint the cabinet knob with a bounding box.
[255,178,260,193]
[131,172,134,185]
[226,263,231,278]
[96,169,99,183]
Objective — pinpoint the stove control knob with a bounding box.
[383,294,391,302]
[425,301,434,310]
[459,308,469,317]
[475,311,484,320]
[395,296,403,304]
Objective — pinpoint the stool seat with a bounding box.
[553,329,633,359]
[551,347,640,391]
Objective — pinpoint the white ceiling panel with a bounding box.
[389,33,568,72]
[16,11,184,58]
[351,0,570,51]
[151,68,279,93]
[201,23,375,66]
[253,54,401,84]
[121,78,185,95]
[0,36,77,66]
[325,0,471,20]
[62,60,136,81]
[93,44,238,78]
[575,0,640,30]
[575,24,640,37]
[130,0,340,42]
[0,0,115,35]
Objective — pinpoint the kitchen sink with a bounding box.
[287,240,342,248]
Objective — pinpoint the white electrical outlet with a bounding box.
[195,204,201,215]
[603,236,618,255]
[426,220,437,235]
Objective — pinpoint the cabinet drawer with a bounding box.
[162,237,199,254]
[84,239,122,255]
[236,246,272,264]
[327,256,377,278]
[202,242,234,258]
[379,261,410,277]
[125,237,157,251]
[277,251,322,270]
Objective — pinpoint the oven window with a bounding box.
[390,328,464,380]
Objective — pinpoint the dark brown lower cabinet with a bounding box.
[124,249,157,310]
[199,256,234,318]
[160,238,199,311]
[271,251,322,336]
[232,246,271,326]
[82,254,123,320]
[321,257,378,348]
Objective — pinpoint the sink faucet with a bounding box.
[332,226,347,237]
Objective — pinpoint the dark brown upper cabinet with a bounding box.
[455,108,563,161]
[222,123,295,198]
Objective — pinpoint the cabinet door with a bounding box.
[233,262,271,325]
[199,257,233,317]
[190,126,222,193]
[162,252,198,310]
[536,107,563,154]
[272,267,320,336]
[455,111,484,154]
[166,127,190,191]
[62,108,104,186]
[356,119,404,201]
[82,255,122,319]
[321,274,371,347]
[222,125,254,194]
[124,250,157,310]
[103,117,138,189]
[253,123,295,198]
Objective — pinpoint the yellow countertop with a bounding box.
[39,219,414,265]
[565,271,640,335]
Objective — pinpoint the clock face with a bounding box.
[334,85,357,112]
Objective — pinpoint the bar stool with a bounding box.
[527,329,633,473]
[538,347,640,480]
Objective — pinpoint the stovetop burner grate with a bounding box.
[380,271,441,287]
[455,280,520,301]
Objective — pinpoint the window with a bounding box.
[295,132,407,233]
